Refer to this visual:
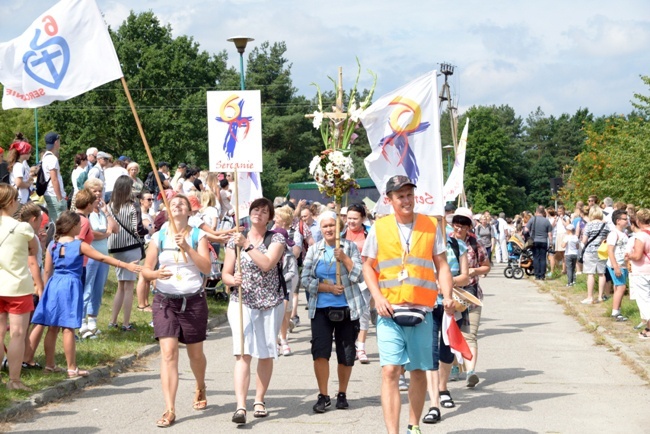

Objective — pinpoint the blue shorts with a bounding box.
[376,311,434,371]
[607,266,628,287]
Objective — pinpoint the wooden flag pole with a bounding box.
[335,202,341,285]
[120,77,185,261]
[233,168,244,356]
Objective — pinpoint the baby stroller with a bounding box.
[504,234,534,279]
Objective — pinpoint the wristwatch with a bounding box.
[244,244,255,252]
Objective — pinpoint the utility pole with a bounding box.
[438,63,467,206]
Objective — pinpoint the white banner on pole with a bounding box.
[443,118,469,203]
[207,90,263,173]
[360,70,444,216]
[0,0,123,110]
[236,171,263,218]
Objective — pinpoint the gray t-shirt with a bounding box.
[526,216,552,244]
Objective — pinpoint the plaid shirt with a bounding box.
[300,239,365,320]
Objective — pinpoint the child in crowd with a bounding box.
[607,210,630,321]
[18,203,45,370]
[31,211,141,377]
[562,224,579,286]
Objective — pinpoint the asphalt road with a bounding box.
[8,264,650,433]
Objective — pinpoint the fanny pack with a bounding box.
[327,307,348,322]
[391,307,427,327]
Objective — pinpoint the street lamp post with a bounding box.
[226,36,254,91]
[443,144,454,179]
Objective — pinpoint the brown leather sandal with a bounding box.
[156,409,176,428]
[193,384,207,410]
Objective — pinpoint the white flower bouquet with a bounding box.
[309,149,359,201]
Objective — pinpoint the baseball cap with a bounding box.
[385,175,416,194]
[44,132,60,145]
[97,151,111,160]
[566,224,575,231]
[157,161,169,169]
[444,203,457,213]
[118,156,132,162]
[178,163,187,169]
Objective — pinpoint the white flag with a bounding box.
[443,119,469,202]
[0,0,123,110]
[360,71,444,216]
[236,172,263,219]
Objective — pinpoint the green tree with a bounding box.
[0,86,55,160]
[462,105,527,215]
[566,114,649,207]
[40,11,233,178]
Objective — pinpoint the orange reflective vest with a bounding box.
[373,214,438,306]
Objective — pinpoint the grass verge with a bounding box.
[0,271,227,411]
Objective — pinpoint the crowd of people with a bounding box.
[1,131,649,434]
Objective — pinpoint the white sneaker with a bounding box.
[82,330,98,340]
[282,343,292,356]
[79,321,88,335]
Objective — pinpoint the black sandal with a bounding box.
[422,406,441,424]
[439,390,455,408]
[232,407,247,424]
[137,304,152,312]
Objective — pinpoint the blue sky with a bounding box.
[2,0,649,118]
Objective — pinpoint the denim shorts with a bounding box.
[607,267,628,287]
[376,311,434,371]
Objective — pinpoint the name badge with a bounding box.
[398,269,408,282]
[323,279,333,285]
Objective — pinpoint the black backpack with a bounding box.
[0,162,9,185]
[262,230,287,296]
[35,162,50,196]
[144,171,158,195]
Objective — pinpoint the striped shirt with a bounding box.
[107,202,144,253]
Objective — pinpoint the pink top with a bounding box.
[78,214,95,266]
[627,230,650,275]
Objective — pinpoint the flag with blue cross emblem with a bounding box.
[0,0,123,110]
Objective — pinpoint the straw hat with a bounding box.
[452,287,483,312]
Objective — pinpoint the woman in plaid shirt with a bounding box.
[301,211,366,413]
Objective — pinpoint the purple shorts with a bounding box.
[153,290,208,345]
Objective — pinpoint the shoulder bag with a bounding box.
[578,222,606,264]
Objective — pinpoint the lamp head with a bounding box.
[227,36,255,54]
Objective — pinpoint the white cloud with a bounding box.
[1,0,650,117]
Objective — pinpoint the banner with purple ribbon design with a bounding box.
[0,0,123,110]
[207,90,263,173]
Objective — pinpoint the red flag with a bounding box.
[445,314,473,361]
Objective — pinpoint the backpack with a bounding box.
[0,162,9,185]
[35,162,50,196]
[448,236,461,265]
[144,171,159,195]
[262,230,288,296]
[158,226,201,270]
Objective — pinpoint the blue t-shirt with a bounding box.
[446,237,468,277]
[437,236,468,304]
[315,245,348,308]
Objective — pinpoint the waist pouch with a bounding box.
[391,307,427,327]
[327,307,349,322]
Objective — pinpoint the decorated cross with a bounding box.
[305,62,377,283]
